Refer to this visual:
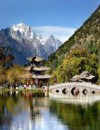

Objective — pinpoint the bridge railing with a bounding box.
[49,82,100,90]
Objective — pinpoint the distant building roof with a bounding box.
[70,71,95,82]
[26,56,44,62]
[32,74,52,79]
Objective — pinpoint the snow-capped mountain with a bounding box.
[0,23,62,65]
[11,23,37,40]
[44,35,62,56]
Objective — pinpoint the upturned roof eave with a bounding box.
[32,74,52,79]
[26,56,44,62]
[32,66,50,71]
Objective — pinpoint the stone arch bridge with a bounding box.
[49,82,100,97]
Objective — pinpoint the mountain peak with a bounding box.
[11,23,31,32]
[15,22,26,27]
[10,23,35,40]
[17,23,26,26]
[49,35,54,40]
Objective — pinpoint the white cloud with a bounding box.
[33,26,76,42]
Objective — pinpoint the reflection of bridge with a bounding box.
[49,82,100,97]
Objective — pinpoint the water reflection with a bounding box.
[0,91,100,130]
[0,91,67,130]
[49,100,100,130]
[49,92,100,105]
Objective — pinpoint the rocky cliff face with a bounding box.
[48,5,100,68]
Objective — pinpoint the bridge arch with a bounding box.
[83,89,88,95]
[71,87,79,96]
[62,88,68,94]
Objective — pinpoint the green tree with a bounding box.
[97,66,100,85]
[51,45,98,83]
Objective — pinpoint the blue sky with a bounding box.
[0,0,100,41]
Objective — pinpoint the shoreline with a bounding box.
[0,87,49,93]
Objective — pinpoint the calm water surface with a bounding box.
[0,91,100,130]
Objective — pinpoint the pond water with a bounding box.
[0,91,100,130]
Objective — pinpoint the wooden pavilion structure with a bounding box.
[24,56,52,87]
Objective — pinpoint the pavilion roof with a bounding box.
[32,74,52,79]
[26,56,44,62]
[32,66,50,71]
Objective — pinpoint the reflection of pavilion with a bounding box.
[29,97,50,117]
[23,92,50,119]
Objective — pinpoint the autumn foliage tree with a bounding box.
[6,65,24,87]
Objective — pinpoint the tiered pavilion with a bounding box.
[24,56,51,87]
